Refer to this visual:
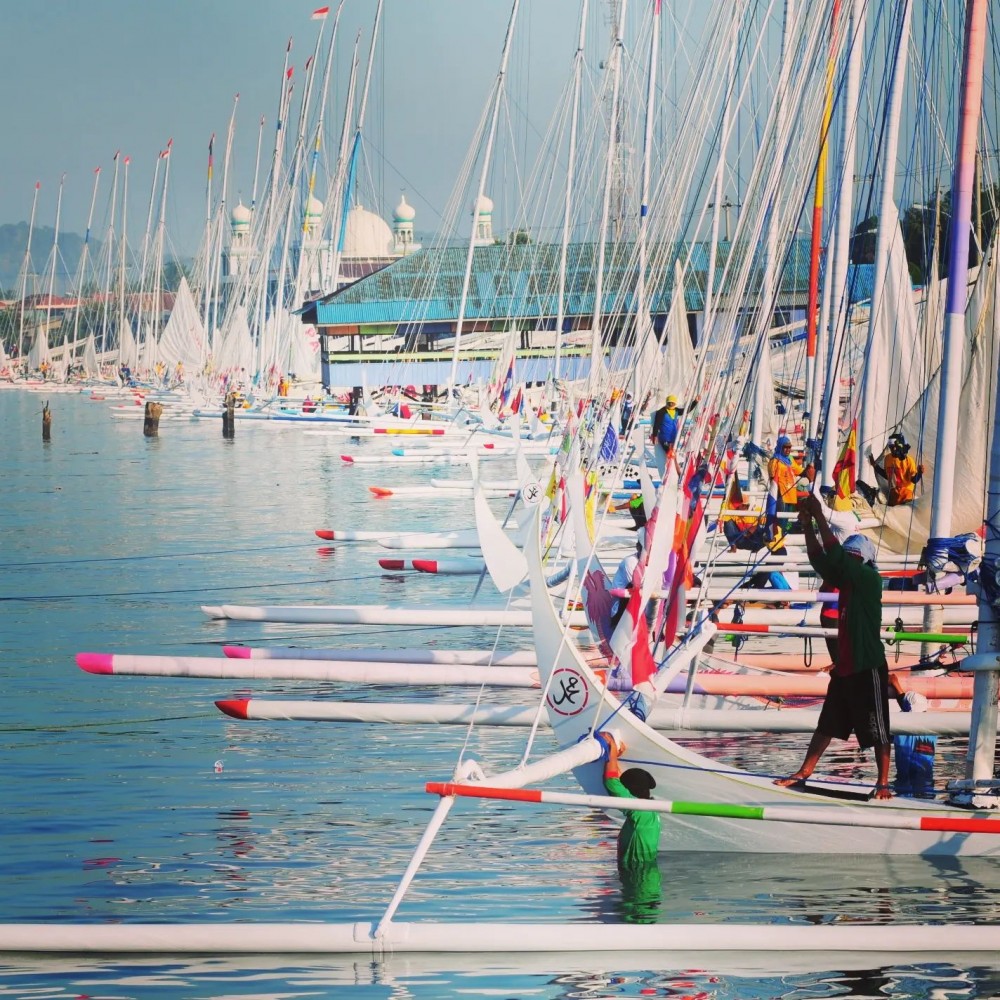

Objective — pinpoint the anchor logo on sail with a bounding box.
[546,667,589,716]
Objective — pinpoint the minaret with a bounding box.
[473,194,494,244]
[393,193,417,253]
[225,201,253,278]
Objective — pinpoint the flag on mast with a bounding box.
[311,6,329,18]
[831,420,857,511]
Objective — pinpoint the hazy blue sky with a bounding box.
[1,0,603,257]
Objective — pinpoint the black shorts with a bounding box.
[817,663,891,749]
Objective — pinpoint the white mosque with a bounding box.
[221,192,423,299]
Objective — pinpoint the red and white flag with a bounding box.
[311,6,329,18]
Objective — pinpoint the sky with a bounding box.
[0,0,610,259]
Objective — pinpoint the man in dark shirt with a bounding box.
[774,493,892,799]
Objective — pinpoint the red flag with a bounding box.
[831,420,857,511]
[311,5,329,18]
[610,562,657,689]
[286,66,294,80]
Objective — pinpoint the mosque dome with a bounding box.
[394,194,416,223]
[473,194,494,217]
[231,201,252,229]
[342,204,395,257]
[305,195,324,218]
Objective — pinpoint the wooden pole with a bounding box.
[222,391,236,438]
[41,401,52,442]
[143,401,162,437]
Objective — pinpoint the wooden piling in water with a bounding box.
[143,402,163,437]
[222,392,236,438]
[42,402,52,442]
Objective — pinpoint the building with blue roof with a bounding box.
[302,236,879,391]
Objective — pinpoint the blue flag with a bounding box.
[599,423,619,462]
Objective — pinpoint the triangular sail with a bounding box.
[659,262,695,397]
[858,200,924,455]
[82,333,99,378]
[878,245,998,549]
[158,276,207,371]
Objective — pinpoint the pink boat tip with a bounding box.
[340,455,354,463]
[216,699,250,719]
[77,652,114,674]
[222,645,252,659]
[379,558,405,570]
[315,529,335,540]
[412,560,437,573]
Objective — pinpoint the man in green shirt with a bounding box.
[601,732,660,866]
[774,493,892,799]
[600,732,661,923]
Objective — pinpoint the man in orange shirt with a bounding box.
[869,434,923,505]
[766,436,814,541]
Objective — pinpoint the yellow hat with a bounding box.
[665,394,677,406]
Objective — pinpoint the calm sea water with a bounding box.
[0,389,998,999]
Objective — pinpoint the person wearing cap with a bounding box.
[774,492,893,799]
[599,732,660,866]
[768,434,814,510]
[650,394,685,476]
[612,492,647,531]
[620,391,635,435]
[868,434,923,506]
[599,731,662,923]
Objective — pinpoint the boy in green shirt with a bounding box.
[600,732,660,866]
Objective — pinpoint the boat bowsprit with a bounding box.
[76,652,540,687]
[221,645,539,665]
[200,602,587,627]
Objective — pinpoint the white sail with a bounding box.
[118,320,138,370]
[82,333,99,378]
[659,261,695,397]
[287,319,322,382]
[157,276,207,371]
[140,320,158,374]
[755,327,779,441]
[215,305,255,374]
[54,334,70,381]
[27,325,50,371]
[879,246,997,549]
[857,200,924,455]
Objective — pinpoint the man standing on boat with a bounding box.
[650,394,683,476]
[774,493,893,800]
[868,433,923,506]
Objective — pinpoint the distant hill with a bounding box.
[0,224,101,297]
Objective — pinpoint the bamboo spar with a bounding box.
[426,783,1000,837]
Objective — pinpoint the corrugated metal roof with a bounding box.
[312,238,881,328]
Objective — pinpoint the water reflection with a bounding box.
[0,954,998,1000]
[581,852,1000,926]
